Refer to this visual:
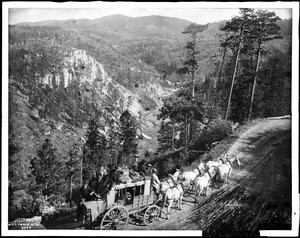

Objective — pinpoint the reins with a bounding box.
[196,166,203,175]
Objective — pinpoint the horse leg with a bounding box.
[211,180,214,189]
[218,175,223,188]
[197,191,201,204]
[186,184,190,196]
[178,195,182,210]
[160,194,166,218]
[188,181,194,196]
[166,199,173,220]
[178,193,183,210]
[227,169,232,184]
[195,189,200,204]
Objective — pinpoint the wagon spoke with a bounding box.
[118,216,128,221]
[110,211,117,219]
[105,214,114,221]
[101,223,113,229]
[117,220,127,225]
[117,213,127,219]
[103,219,113,223]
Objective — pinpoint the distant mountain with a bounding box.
[14,14,291,78]
[16,14,192,35]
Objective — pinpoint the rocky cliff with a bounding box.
[38,48,175,156]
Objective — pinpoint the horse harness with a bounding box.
[170,184,182,200]
[193,166,202,176]
[166,179,174,187]
[197,166,203,175]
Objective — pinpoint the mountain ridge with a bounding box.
[14,14,194,27]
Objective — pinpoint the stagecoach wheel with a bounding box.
[143,205,160,225]
[100,206,129,230]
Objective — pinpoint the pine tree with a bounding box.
[84,119,107,177]
[157,120,174,153]
[176,23,208,155]
[65,140,82,206]
[248,9,283,120]
[220,8,256,120]
[177,23,208,99]
[158,86,205,164]
[106,121,122,166]
[30,138,65,201]
[120,110,138,166]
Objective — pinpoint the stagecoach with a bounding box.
[81,177,161,230]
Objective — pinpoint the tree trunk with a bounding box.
[188,39,196,144]
[171,122,175,150]
[248,43,261,121]
[80,156,83,187]
[73,84,76,128]
[224,29,243,120]
[70,175,73,207]
[218,46,227,96]
[184,113,188,165]
[188,120,192,143]
[191,39,196,100]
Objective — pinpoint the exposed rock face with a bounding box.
[42,49,175,155]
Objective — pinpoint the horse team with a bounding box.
[159,153,241,219]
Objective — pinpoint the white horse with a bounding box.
[178,162,206,193]
[193,172,212,203]
[159,169,181,195]
[160,182,184,220]
[205,153,229,171]
[211,156,240,188]
[178,162,206,183]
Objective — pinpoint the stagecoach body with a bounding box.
[82,178,160,230]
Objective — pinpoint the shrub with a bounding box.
[9,190,39,221]
[192,119,232,150]
[154,149,183,178]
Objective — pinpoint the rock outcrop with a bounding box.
[41,48,175,155]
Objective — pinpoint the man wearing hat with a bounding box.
[130,154,139,172]
[138,159,150,177]
[150,168,160,199]
[88,171,98,191]
[76,179,95,221]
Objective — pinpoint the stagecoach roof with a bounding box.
[112,178,150,190]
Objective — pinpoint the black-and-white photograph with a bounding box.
[2,1,299,236]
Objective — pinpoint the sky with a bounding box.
[5,2,294,25]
